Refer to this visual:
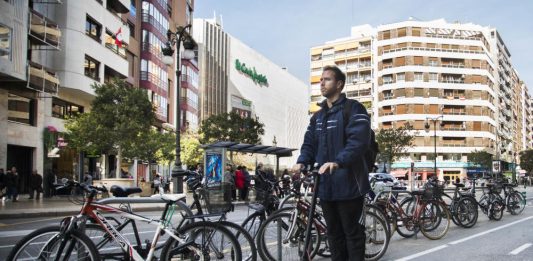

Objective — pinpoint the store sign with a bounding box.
[235,59,268,86]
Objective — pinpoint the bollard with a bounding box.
[521,191,527,204]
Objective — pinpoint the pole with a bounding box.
[171,26,191,194]
[434,120,437,179]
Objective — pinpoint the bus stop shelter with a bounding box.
[202,141,296,179]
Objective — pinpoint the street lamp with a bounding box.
[161,24,197,194]
[425,115,444,179]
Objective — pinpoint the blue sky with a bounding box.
[194,0,533,91]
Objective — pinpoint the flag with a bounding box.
[115,27,123,48]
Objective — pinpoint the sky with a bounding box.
[194,0,533,91]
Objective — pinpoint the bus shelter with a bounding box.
[201,141,296,186]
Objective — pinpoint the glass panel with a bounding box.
[0,24,11,60]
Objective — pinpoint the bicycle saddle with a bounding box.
[110,185,143,197]
[247,203,266,213]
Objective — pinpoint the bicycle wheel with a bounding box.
[419,200,450,240]
[218,221,257,261]
[256,211,321,261]
[160,221,241,261]
[395,197,418,238]
[242,211,265,239]
[365,211,390,261]
[507,192,526,215]
[8,225,101,261]
[441,193,461,227]
[278,194,296,209]
[366,203,391,238]
[455,196,478,228]
[489,199,505,221]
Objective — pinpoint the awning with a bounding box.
[201,141,296,158]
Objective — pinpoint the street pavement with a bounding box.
[0,188,532,260]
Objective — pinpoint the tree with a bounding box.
[468,150,493,170]
[180,133,203,167]
[519,150,533,177]
[375,124,416,171]
[65,79,155,177]
[199,111,265,145]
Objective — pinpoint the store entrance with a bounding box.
[7,145,34,194]
[443,171,461,184]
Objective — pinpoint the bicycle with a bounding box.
[8,179,242,261]
[256,166,389,261]
[501,182,526,215]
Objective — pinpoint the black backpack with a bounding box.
[311,99,379,171]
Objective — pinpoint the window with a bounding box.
[8,93,35,125]
[396,73,405,82]
[128,22,135,38]
[84,55,100,80]
[414,72,424,81]
[52,98,84,119]
[429,73,438,82]
[0,24,11,60]
[414,56,423,65]
[86,15,101,42]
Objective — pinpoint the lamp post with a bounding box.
[425,115,444,179]
[161,25,197,194]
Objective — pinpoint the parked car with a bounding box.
[369,173,400,186]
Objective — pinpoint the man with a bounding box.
[241,166,251,201]
[29,170,43,199]
[295,65,371,260]
[6,167,19,202]
[0,168,5,199]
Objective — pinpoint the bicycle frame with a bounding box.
[76,196,197,261]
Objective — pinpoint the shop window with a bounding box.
[84,55,100,80]
[52,98,84,119]
[8,93,36,125]
[85,15,101,42]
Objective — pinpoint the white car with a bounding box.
[369,173,400,186]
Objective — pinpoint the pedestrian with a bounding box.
[46,169,57,197]
[235,166,245,200]
[152,173,162,194]
[6,167,19,202]
[82,172,93,186]
[196,163,204,175]
[241,166,251,201]
[223,163,236,201]
[294,65,370,260]
[0,168,5,199]
[29,170,43,199]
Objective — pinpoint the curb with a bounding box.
[0,201,250,220]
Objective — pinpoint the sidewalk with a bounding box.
[0,193,250,220]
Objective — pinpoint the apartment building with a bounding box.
[311,19,533,181]
[0,0,196,190]
[309,25,374,117]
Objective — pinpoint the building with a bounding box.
[0,0,196,191]
[309,25,374,117]
[311,19,533,182]
[194,17,309,167]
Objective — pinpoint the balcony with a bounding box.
[29,9,61,49]
[27,61,59,94]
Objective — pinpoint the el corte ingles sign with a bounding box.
[235,59,268,86]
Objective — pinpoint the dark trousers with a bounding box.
[321,196,365,261]
[6,187,18,200]
[239,187,249,200]
[29,187,42,199]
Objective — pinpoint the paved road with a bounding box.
[1,199,532,260]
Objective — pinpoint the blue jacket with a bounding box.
[297,94,371,201]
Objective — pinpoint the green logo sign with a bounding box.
[235,59,268,86]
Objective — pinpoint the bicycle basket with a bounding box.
[199,183,233,214]
[422,180,445,200]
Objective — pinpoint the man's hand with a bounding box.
[293,163,305,173]
[319,162,339,175]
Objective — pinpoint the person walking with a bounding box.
[295,65,371,261]
[223,163,236,201]
[152,173,162,194]
[242,166,251,201]
[6,167,19,202]
[235,166,245,200]
[0,168,5,199]
[29,170,43,200]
